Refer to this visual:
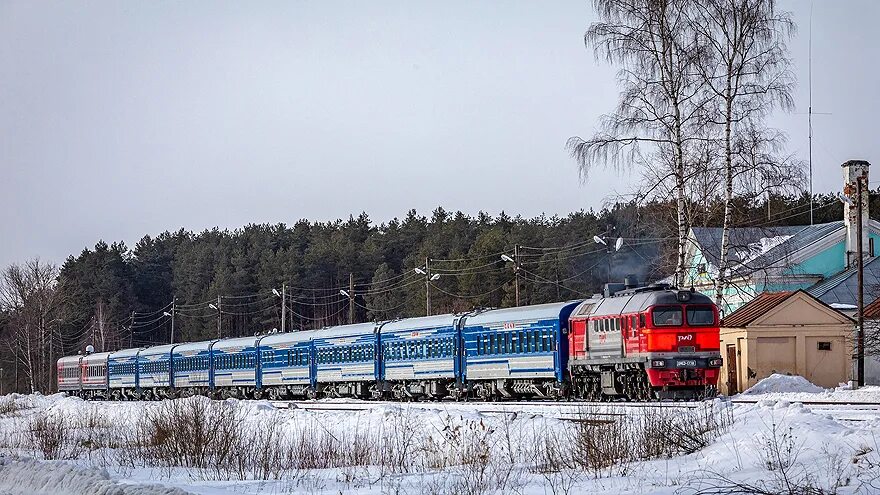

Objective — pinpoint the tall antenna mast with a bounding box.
[805,0,831,222]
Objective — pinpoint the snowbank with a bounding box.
[0,457,191,495]
[2,392,879,494]
[741,373,825,395]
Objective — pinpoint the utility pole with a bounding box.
[209,296,222,339]
[170,297,176,344]
[349,273,355,324]
[415,258,440,316]
[857,176,866,387]
[129,311,135,348]
[501,246,521,306]
[340,274,356,324]
[217,296,222,339]
[424,257,430,316]
[281,283,286,333]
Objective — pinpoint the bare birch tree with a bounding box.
[568,0,709,286]
[0,259,65,393]
[689,0,798,307]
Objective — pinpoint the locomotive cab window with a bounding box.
[686,306,716,326]
[652,306,683,326]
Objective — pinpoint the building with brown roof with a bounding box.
[719,290,854,395]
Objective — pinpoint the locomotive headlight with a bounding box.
[651,359,666,368]
[708,358,723,368]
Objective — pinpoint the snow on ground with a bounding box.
[0,456,190,495]
[737,373,880,403]
[741,373,826,395]
[0,388,878,495]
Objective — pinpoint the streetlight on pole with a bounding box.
[163,297,176,344]
[272,283,287,333]
[415,260,441,316]
[501,246,521,306]
[593,234,624,283]
[340,288,355,324]
[209,297,221,339]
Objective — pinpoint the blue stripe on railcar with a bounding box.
[258,342,313,386]
[462,318,561,381]
[137,355,173,388]
[380,325,458,381]
[171,351,212,388]
[108,357,139,389]
[312,332,378,383]
[210,345,260,388]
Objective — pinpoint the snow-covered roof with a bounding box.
[108,348,141,359]
[172,341,215,354]
[58,355,81,365]
[82,352,111,364]
[465,301,582,326]
[259,329,319,347]
[139,344,175,357]
[380,314,458,333]
[212,336,259,351]
[691,221,844,276]
[312,322,378,339]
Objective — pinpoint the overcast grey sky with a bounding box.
[1,1,878,269]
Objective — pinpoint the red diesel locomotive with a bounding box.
[567,282,722,400]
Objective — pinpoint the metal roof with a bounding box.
[692,221,844,276]
[212,335,259,351]
[58,355,81,365]
[259,329,320,346]
[864,297,880,319]
[721,291,795,327]
[172,341,215,353]
[465,301,582,325]
[807,256,880,307]
[139,344,176,357]
[311,322,378,339]
[108,347,142,359]
[82,351,112,364]
[381,314,458,333]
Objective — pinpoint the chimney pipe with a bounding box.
[842,160,870,268]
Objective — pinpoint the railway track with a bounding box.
[268,398,880,423]
[267,399,702,422]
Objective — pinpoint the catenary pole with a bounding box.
[281,282,286,333]
[170,297,176,344]
[217,295,222,339]
[857,176,865,387]
[349,273,355,324]
[425,257,431,316]
[514,244,520,307]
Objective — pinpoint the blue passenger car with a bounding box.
[379,314,462,399]
[461,301,581,399]
[108,347,141,399]
[211,336,260,398]
[137,344,175,399]
[312,323,379,398]
[258,330,317,399]
[172,340,215,392]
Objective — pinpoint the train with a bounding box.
[57,282,722,401]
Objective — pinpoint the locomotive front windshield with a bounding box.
[652,306,682,326]
[686,306,715,326]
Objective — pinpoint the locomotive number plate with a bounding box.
[676,360,697,368]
